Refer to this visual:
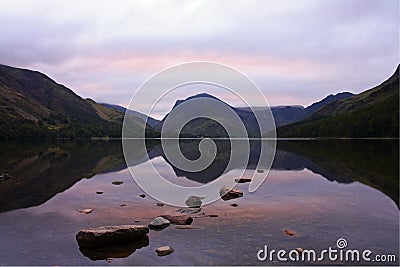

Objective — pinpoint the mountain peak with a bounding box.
[172,93,222,108]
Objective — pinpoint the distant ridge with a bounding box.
[278,65,399,138]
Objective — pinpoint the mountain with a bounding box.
[0,64,148,139]
[100,103,159,127]
[278,65,399,137]
[154,93,267,138]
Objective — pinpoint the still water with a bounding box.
[0,139,398,265]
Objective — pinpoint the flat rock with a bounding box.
[112,181,124,185]
[160,215,193,225]
[177,208,202,214]
[76,225,149,248]
[156,246,174,256]
[235,178,252,183]
[77,208,93,214]
[185,196,203,208]
[220,186,243,201]
[148,217,170,230]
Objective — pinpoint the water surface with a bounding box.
[0,139,398,265]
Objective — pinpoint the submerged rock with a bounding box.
[160,215,193,225]
[185,196,203,208]
[220,186,243,201]
[177,208,202,214]
[156,246,174,256]
[284,229,296,236]
[79,235,149,261]
[96,191,103,195]
[139,194,146,198]
[148,217,170,230]
[230,203,238,207]
[77,208,93,214]
[174,225,200,230]
[112,181,124,185]
[257,169,265,173]
[76,225,149,248]
[234,178,252,183]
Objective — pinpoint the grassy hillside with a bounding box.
[0,64,148,139]
[278,65,399,138]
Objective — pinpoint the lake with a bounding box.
[0,139,398,265]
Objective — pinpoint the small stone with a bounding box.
[295,247,304,253]
[77,208,93,214]
[148,217,170,230]
[208,214,218,218]
[156,246,174,256]
[185,196,203,208]
[120,204,126,207]
[220,186,243,201]
[156,203,164,207]
[257,169,265,173]
[234,178,252,183]
[112,181,124,185]
[284,229,296,236]
[134,220,141,223]
[230,203,238,207]
[139,194,146,198]
[96,191,103,194]
[160,215,193,225]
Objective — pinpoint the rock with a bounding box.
[156,203,164,207]
[148,217,170,230]
[76,225,149,248]
[257,169,265,173]
[234,178,252,183]
[160,215,193,225]
[156,246,174,256]
[220,186,243,201]
[134,220,141,223]
[120,204,126,207]
[0,173,12,182]
[174,225,200,230]
[177,208,202,214]
[112,181,124,185]
[139,194,145,198]
[77,208,93,214]
[208,214,219,217]
[295,247,304,253]
[185,196,203,208]
[230,203,238,207]
[96,191,103,194]
[79,235,149,260]
[284,229,296,236]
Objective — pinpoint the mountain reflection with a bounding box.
[0,138,398,213]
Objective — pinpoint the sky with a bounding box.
[0,0,398,117]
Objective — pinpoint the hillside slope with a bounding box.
[0,64,147,138]
[278,65,399,138]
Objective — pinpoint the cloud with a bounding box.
[0,0,398,111]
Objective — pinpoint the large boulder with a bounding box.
[148,217,171,230]
[76,225,149,248]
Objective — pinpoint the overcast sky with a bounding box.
[0,0,398,117]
